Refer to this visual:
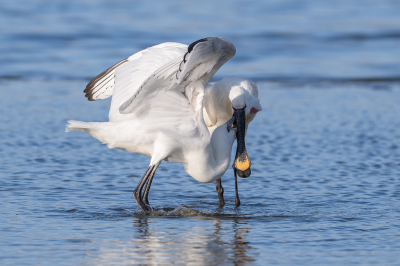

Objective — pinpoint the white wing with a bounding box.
[83,42,188,120]
[109,43,188,121]
[119,37,236,119]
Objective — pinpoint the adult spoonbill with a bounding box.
[67,37,259,212]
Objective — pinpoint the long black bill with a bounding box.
[233,108,251,178]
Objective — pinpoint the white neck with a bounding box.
[182,81,235,183]
[183,125,235,183]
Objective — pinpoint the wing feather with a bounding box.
[84,38,236,131]
[175,37,236,85]
[84,58,128,101]
[83,42,187,104]
[119,37,236,116]
[108,43,187,121]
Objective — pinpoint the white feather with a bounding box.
[67,38,261,212]
[68,37,238,183]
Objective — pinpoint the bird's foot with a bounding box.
[216,178,225,207]
[218,193,225,207]
[133,190,151,213]
[143,196,155,213]
[145,204,153,213]
[234,197,241,208]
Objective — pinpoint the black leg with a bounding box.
[133,165,154,212]
[234,166,241,207]
[216,178,225,206]
[143,162,160,208]
[233,137,241,208]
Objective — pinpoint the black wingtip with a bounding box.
[82,58,128,102]
[187,38,208,53]
[83,83,95,101]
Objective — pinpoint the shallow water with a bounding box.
[2,80,400,265]
[2,0,400,265]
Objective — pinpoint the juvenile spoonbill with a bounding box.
[67,37,256,212]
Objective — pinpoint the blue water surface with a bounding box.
[1,0,400,265]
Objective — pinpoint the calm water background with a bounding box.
[1,0,400,265]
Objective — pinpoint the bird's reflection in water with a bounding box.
[232,219,254,265]
[128,216,254,265]
[88,215,254,264]
[133,217,150,238]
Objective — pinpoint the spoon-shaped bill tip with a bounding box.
[236,167,251,178]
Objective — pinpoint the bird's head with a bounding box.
[228,81,262,178]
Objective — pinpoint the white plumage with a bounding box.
[203,76,261,134]
[67,37,261,212]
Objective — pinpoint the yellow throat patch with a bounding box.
[235,155,251,171]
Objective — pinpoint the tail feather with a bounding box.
[66,120,97,133]
[66,120,118,146]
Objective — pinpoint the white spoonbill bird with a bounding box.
[66,37,259,212]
